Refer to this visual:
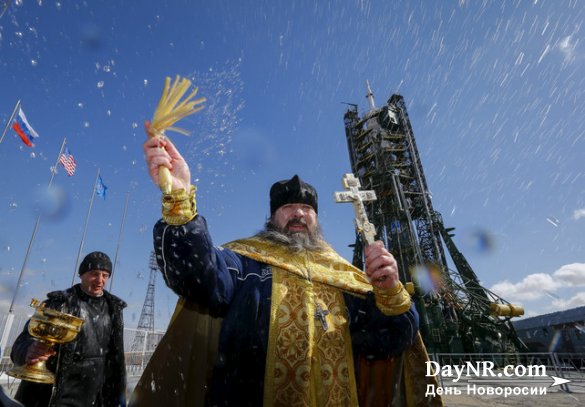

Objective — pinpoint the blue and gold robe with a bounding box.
[131,216,441,406]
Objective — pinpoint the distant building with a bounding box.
[513,306,585,353]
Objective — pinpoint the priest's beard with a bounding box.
[257,219,328,253]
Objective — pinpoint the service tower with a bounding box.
[342,83,525,353]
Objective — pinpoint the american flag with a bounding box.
[59,147,77,176]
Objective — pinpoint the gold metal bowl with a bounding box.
[7,299,85,384]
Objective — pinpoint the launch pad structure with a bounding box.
[342,83,525,354]
[131,251,158,354]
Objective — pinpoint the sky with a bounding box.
[0,0,584,334]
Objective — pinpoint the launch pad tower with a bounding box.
[342,83,525,353]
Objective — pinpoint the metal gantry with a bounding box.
[130,251,158,354]
[342,83,525,353]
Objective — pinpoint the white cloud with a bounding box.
[553,263,585,285]
[573,208,585,220]
[491,273,564,301]
[551,292,585,310]
[490,263,585,303]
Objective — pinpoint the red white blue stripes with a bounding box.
[12,107,40,147]
[59,147,77,176]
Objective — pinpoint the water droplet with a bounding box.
[143,79,148,86]
[97,81,104,89]
[15,31,23,38]
[78,102,84,108]
[122,145,127,151]
[31,59,38,66]
[546,217,560,227]
[103,65,111,72]
[131,122,138,129]
[84,121,90,128]
[30,152,36,158]
[106,110,112,116]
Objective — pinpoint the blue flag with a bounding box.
[96,175,107,199]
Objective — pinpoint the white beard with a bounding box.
[256,221,328,253]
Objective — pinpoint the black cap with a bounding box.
[270,175,318,215]
[78,251,112,276]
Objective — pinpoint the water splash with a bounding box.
[182,59,245,183]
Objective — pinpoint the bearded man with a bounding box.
[133,131,441,406]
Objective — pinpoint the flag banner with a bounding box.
[96,175,107,199]
[12,106,40,147]
[59,147,77,176]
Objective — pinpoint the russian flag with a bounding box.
[12,107,40,147]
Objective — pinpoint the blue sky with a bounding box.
[0,0,584,331]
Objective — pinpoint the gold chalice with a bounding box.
[7,298,85,384]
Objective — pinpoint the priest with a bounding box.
[132,129,442,406]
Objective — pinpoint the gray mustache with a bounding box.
[286,218,307,227]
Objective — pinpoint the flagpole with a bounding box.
[71,168,101,286]
[0,100,21,144]
[108,192,129,293]
[8,137,67,313]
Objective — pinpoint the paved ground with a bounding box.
[437,373,585,407]
[442,391,585,407]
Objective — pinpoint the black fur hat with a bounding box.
[270,175,318,215]
[78,251,112,276]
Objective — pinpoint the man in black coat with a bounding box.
[10,251,127,407]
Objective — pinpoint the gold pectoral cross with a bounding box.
[314,302,330,331]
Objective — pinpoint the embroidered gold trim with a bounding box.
[224,237,372,297]
[161,185,197,225]
[264,266,358,406]
[373,282,412,316]
[224,237,414,316]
